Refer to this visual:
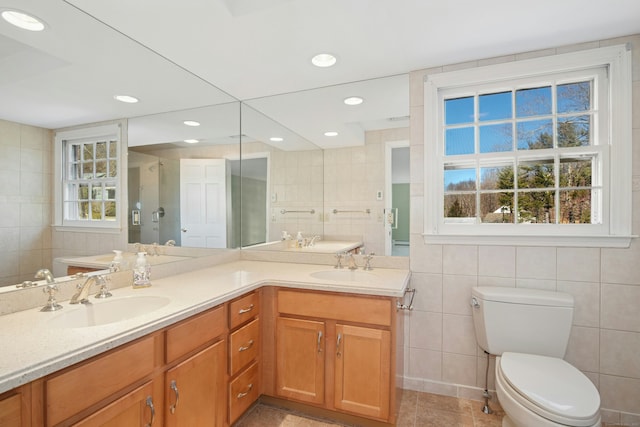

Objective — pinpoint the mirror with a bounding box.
[244,74,410,256]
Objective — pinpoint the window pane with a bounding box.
[445,96,474,125]
[70,144,81,162]
[560,189,592,223]
[92,185,103,200]
[91,202,102,220]
[480,165,513,190]
[83,144,94,161]
[517,119,553,150]
[517,191,555,223]
[558,115,590,147]
[79,201,90,220]
[557,81,591,113]
[444,194,476,218]
[68,163,81,180]
[95,141,107,159]
[518,160,554,189]
[78,183,89,200]
[95,160,107,178]
[108,160,117,178]
[445,127,474,156]
[480,193,513,223]
[516,86,552,117]
[559,157,592,187]
[444,167,476,191]
[479,92,511,121]
[105,201,117,220]
[82,162,94,179]
[480,123,512,153]
[109,140,117,158]
[105,184,117,200]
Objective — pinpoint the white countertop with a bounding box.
[0,260,410,394]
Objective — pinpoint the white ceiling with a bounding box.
[1,0,639,148]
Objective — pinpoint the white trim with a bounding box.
[423,44,633,247]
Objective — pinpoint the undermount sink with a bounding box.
[310,269,376,282]
[47,295,171,328]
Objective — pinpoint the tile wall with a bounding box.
[0,119,53,287]
[405,34,640,424]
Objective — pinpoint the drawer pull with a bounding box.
[317,330,323,353]
[169,380,180,414]
[238,304,254,314]
[238,339,254,352]
[336,333,342,357]
[145,396,155,427]
[237,383,253,399]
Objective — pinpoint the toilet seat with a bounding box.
[497,353,600,426]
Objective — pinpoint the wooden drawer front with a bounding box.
[45,335,156,426]
[278,290,391,326]
[229,318,260,376]
[72,381,154,427]
[229,292,259,329]
[166,305,225,362]
[228,361,259,424]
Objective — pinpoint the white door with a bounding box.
[180,159,230,248]
[384,141,410,256]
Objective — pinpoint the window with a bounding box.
[424,45,632,247]
[54,124,123,229]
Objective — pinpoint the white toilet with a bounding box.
[471,287,601,427]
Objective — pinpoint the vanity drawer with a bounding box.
[45,335,158,426]
[278,289,392,326]
[229,318,260,376]
[229,292,259,329]
[228,361,259,424]
[166,305,226,363]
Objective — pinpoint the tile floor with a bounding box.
[235,390,505,427]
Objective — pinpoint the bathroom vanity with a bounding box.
[0,260,409,426]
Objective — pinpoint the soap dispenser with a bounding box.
[110,250,123,272]
[133,252,151,288]
[296,231,303,248]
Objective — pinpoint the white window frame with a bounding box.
[54,123,123,231]
[423,44,633,247]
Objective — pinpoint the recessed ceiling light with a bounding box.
[311,53,337,68]
[184,139,199,144]
[324,131,338,137]
[344,96,364,106]
[183,120,200,127]
[114,95,139,104]
[1,10,45,31]
[270,137,284,142]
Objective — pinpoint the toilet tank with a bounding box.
[471,287,574,358]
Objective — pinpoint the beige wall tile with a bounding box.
[557,281,600,327]
[409,311,442,351]
[515,278,557,291]
[442,352,477,386]
[516,246,556,280]
[602,243,640,285]
[443,245,478,276]
[478,246,515,278]
[565,326,599,372]
[443,275,478,315]
[600,329,640,378]
[410,243,442,274]
[557,247,600,282]
[442,314,477,356]
[600,374,640,414]
[601,283,640,333]
[409,348,442,380]
[410,272,443,312]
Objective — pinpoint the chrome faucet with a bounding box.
[35,268,55,284]
[308,235,321,247]
[70,275,107,304]
[363,252,375,271]
[346,253,358,270]
[165,239,176,246]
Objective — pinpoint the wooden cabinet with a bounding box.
[165,340,226,427]
[0,385,30,427]
[227,291,260,425]
[275,317,325,405]
[165,305,227,427]
[270,289,397,423]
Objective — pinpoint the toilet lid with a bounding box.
[500,352,600,422]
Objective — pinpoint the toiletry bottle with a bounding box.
[296,231,303,248]
[133,252,151,288]
[110,250,123,272]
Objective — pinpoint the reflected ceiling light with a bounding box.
[114,95,139,103]
[343,96,363,106]
[183,120,200,127]
[1,10,45,31]
[324,131,338,137]
[311,53,337,68]
[184,139,199,144]
[270,137,284,142]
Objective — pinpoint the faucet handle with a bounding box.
[41,284,63,312]
[363,252,375,270]
[95,275,112,299]
[334,252,344,269]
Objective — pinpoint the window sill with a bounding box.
[53,225,122,234]
[422,233,635,248]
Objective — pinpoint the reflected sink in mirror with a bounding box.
[47,296,171,328]
[310,269,376,282]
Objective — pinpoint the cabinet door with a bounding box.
[276,317,325,404]
[334,324,390,420]
[0,392,22,427]
[165,339,226,427]
[73,381,156,427]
